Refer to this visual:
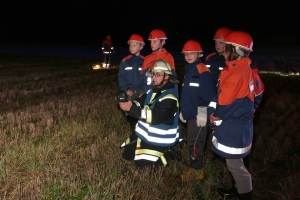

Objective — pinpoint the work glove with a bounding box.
[197,106,207,127]
[179,112,186,123]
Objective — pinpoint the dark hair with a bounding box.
[225,44,250,61]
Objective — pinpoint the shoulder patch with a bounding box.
[122,55,132,62]
[196,63,211,74]
[205,52,216,61]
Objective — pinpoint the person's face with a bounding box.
[215,39,225,54]
[150,39,164,51]
[128,41,142,55]
[183,52,199,64]
[152,72,167,88]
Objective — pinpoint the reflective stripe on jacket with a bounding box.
[180,59,216,120]
[118,54,144,92]
[135,88,180,147]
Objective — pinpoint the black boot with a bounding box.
[237,191,252,200]
[217,186,238,197]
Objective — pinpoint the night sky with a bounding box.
[1,0,299,51]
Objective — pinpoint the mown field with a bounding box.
[0,52,299,200]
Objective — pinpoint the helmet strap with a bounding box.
[235,46,244,57]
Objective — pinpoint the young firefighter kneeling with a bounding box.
[118,60,181,169]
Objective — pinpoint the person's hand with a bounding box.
[119,101,132,111]
[126,90,134,97]
[209,113,220,123]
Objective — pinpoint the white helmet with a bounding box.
[153,60,173,75]
[146,59,179,83]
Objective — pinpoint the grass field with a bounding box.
[0,52,299,199]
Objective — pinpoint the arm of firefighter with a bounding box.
[253,73,265,111]
[127,94,147,119]
[207,95,219,128]
[171,69,179,98]
[254,93,263,111]
[179,112,186,123]
[198,70,217,107]
[118,61,129,92]
[210,113,221,127]
[119,101,132,112]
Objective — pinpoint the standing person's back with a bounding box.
[140,29,178,97]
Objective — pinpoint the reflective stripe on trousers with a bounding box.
[134,138,167,166]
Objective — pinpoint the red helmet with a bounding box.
[214,27,232,40]
[128,34,145,46]
[106,34,111,39]
[223,31,253,51]
[148,29,167,40]
[182,40,203,52]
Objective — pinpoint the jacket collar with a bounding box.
[153,81,174,93]
[226,58,251,70]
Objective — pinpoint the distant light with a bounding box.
[260,71,300,77]
[92,64,101,70]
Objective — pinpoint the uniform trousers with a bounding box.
[226,158,252,194]
[187,119,208,169]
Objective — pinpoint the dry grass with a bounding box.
[0,52,299,199]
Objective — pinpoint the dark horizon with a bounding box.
[1,1,299,50]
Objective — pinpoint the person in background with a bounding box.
[251,60,265,111]
[205,27,232,83]
[119,60,181,169]
[179,40,216,181]
[118,34,145,135]
[140,29,178,97]
[241,59,265,177]
[208,31,255,200]
[102,34,114,68]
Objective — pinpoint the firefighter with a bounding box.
[179,40,216,181]
[118,34,145,135]
[118,34,145,101]
[119,60,181,169]
[205,27,232,83]
[216,59,265,199]
[140,29,178,97]
[102,34,114,68]
[208,31,254,200]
